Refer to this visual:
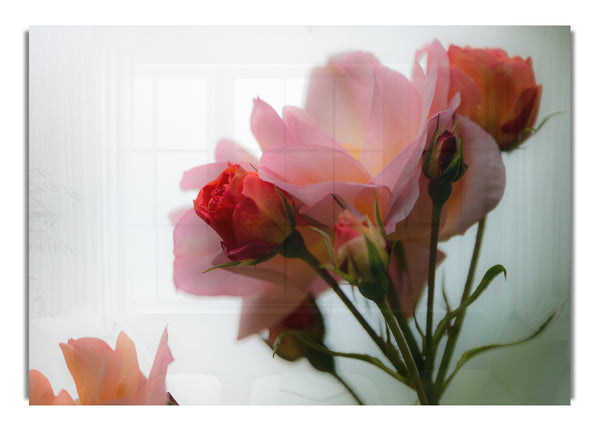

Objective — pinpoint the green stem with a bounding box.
[386,281,424,371]
[330,372,364,405]
[377,300,430,405]
[424,200,443,386]
[434,215,487,393]
[281,231,407,375]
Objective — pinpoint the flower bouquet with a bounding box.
[171,40,565,405]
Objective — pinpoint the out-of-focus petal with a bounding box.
[251,98,291,150]
[413,39,451,121]
[283,108,348,153]
[440,116,506,240]
[173,209,267,296]
[29,370,75,405]
[362,67,422,176]
[388,239,445,317]
[115,332,146,401]
[59,338,122,405]
[180,162,229,191]
[142,327,174,405]
[260,144,372,187]
[215,139,259,165]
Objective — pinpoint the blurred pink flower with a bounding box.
[29,328,173,405]
[256,47,505,314]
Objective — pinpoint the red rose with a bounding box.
[448,45,542,150]
[194,163,294,261]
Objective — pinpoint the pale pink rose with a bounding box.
[256,48,505,315]
[29,328,173,405]
[173,139,329,339]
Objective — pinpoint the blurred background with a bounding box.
[28,26,571,404]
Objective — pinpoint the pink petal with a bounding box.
[304,60,367,153]
[283,107,348,153]
[29,369,75,405]
[215,138,259,165]
[260,144,371,188]
[180,162,229,191]
[413,39,452,120]
[237,273,324,340]
[251,98,291,150]
[173,209,268,296]
[439,116,506,240]
[142,327,174,405]
[389,239,445,317]
[335,51,382,127]
[362,67,422,176]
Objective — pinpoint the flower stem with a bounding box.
[434,215,487,394]
[424,200,443,391]
[330,372,364,405]
[280,231,407,375]
[377,300,429,405]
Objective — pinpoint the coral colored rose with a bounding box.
[334,210,388,284]
[446,45,542,150]
[29,328,173,405]
[194,163,294,261]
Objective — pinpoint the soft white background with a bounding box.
[28,26,570,405]
[3,0,597,429]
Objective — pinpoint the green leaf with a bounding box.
[308,225,336,266]
[441,300,567,396]
[372,189,387,238]
[433,265,506,344]
[203,251,278,273]
[331,194,347,210]
[273,329,411,386]
[274,186,297,228]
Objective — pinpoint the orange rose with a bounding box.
[448,45,542,150]
[29,328,173,405]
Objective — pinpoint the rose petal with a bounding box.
[115,332,146,401]
[29,369,75,405]
[251,98,291,150]
[142,327,174,405]
[389,239,445,317]
[362,67,422,176]
[215,138,259,165]
[260,144,372,187]
[173,209,268,296]
[440,116,506,240]
[59,337,122,405]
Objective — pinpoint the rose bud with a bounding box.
[194,163,295,261]
[422,126,467,185]
[264,295,326,362]
[448,45,542,151]
[334,210,389,301]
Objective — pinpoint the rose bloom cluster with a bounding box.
[173,40,540,341]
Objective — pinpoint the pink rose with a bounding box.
[254,49,505,314]
[193,163,294,261]
[447,45,542,150]
[29,328,173,405]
